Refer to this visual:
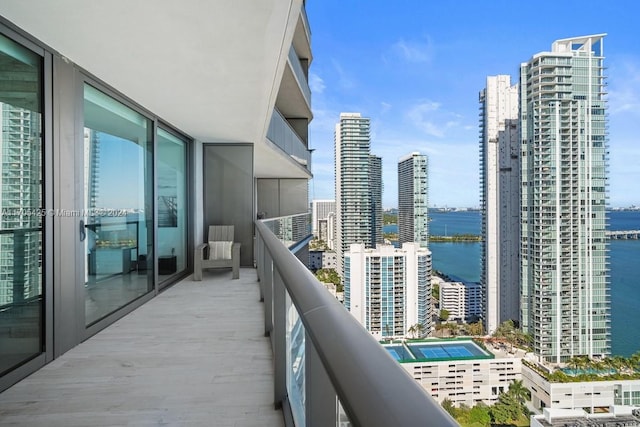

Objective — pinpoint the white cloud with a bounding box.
[406,100,461,138]
[331,59,356,90]
[309,72,325,94]
[607,56,640,113]
[392,37,434,63]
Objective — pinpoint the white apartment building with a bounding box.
[440,281,483,321]
[398,152,429,248]
[479,75,520,335]
[520,35,610,363]
[311,199,335,240]
[345,243,431,339]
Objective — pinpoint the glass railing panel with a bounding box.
[262,213,311,249]
[288,46,311,103]
[286,292,306,426]
[267,109,311,171]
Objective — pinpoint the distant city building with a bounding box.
[531,407,640,427]
[439,281,483,321]
[386,339,521,407]
[369,155,383,248]
[479,75,520,334]
[398,152,429,248]
[308,250,337,271]
[0,103,42,305]
[520,35,610,363]
[523,362,640,411]
[334,113,375,278]
[309,250,323,270]
[326,212,335,250]
[311,199,335,242]
[345,243,431,339]
[322,251,337,270]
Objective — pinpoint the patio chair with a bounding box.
[194,225,240,280]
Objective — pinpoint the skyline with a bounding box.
[306,1,640,208]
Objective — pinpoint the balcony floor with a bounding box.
[0,269,283,427]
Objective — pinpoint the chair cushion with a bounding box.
[209,241,233,260]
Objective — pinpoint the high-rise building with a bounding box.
[345,243,431,339]
[398,152,429,248]
[311,199,335,242]
[369,155,383,248]
[479,76,520,335]
[0,103,42,305]
[0,0,314,392]
[520,35,609,363]
[334,113,372,278]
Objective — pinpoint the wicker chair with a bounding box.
[194,225,241,280]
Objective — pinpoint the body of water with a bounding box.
[384,209,640,357]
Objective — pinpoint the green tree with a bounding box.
[467,404,491,427]
[439,309,450,322]
[467,320,484,336]
[508,379,531,407]
[432,283,440,300]
[441,398,457,418]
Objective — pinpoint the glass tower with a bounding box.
[334,113,373,278]
[520,35,610,363]
[397,152,429,248]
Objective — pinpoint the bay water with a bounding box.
[384,210,640,356]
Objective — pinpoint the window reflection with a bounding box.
[157,128,187,281]
[0,34,44,375]
[83,84,153,326]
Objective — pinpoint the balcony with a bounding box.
[0,215,457,427]
[267,108,311,172]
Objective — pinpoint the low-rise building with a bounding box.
[522,360,640,412]
[531,407,640,427]
[386,339,521,407]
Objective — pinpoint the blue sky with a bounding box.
[306,1,640,209]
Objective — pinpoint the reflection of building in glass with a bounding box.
[0,103,42,305]
[345,243,431,339]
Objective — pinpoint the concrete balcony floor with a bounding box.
[0,269,283,427]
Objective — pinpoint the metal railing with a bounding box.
[267,109,311,171]
[287,45,311,104]
[255,217,458,427]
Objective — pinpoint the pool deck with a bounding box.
[0,269,283,427]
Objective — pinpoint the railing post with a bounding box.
[273,267,287,410]
[256,233,264,301]
[305,332,337,427]
[263,244,274,338]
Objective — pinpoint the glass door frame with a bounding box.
[76,75,157,341]
[0,22,53,392]
[156,123,193,289]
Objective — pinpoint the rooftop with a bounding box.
[384,339,493,363]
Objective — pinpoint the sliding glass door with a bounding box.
[157,128,188,284]
[0,34,44,375]
[82,84,154,326]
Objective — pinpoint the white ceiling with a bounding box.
[1,0,309,178]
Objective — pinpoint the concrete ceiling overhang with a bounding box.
[1,0,309,178]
